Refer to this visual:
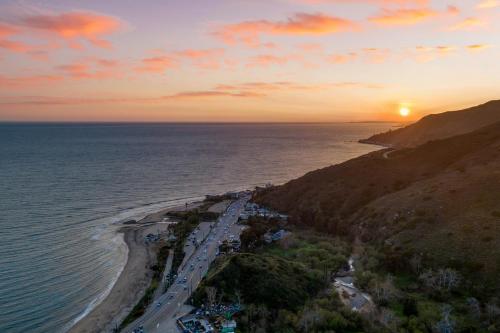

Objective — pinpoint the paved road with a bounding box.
[123,195,250,333]
[382,149,395,159]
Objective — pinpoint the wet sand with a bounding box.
[69,202,202,333]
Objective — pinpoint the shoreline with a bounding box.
[68,200,202,333]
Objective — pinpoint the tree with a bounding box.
[435,304,455,333]
[299,305,321,332]
[373,275,397,304]
[419,268,460,291]
[466,297,481,319]
[206,286,217,307]
[409,254,423,274]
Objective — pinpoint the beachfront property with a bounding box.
[238,202,288,221]
[177,304,241,333]
[177,314,214,333]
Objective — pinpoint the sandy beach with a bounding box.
[69,201,202,333]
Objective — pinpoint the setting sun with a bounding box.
[399,106,411,117]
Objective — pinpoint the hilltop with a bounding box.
[255,121,500,292]
[360,100,500,148]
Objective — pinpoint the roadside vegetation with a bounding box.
[118,244,170,330]
[193,219,380,332]
[351,244,500,332]
[119,200,223,331]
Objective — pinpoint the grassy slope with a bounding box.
[361,100,500,148]
[195,252,324,310]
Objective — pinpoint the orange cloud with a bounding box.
[56,58,122,79]
[465,44,491,52]
[213,12,358,46]
[369,8,438,25]
[447,17,487,31]
[411,45,457,62]
[362,47,391,63]
[215,81,382,92]
[327,52,357,63]
[246,54,292,67]
[477,0,499,9]
[296,43,324,52]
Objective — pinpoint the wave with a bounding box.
[63,195,204,332]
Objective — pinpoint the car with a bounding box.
[184,285,188,290]
[156,301,162,307]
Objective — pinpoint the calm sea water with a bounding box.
[0,123,393,332]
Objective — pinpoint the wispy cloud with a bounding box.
[447,17,487,31]
[213,12,358,46]
[369,8,437,25]
[0,74,63,88]
[465,44,491,52]
[295,0,429,5]
[0,8,124,53]
[477,0,500,9]
[369,5,457,26]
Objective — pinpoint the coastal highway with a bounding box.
[123,195,250,333]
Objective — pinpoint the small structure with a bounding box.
[264,229,290,243]
[145,233,160,243]
[220,319,237,333]
[177,314,214,333]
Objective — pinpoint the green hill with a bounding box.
[256,121,500,293]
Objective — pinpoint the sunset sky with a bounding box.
[0,0,499,122]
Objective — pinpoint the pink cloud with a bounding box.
[136,55,177,73]
[0,39,31,52]
[296,0,429,5]
[165,91,264,99]
[173,48,225,69]
[0,9,123,54]
[213,12,358,46]
[136,48,229,72]
[19,11,122,49]
[0,23,20,38]
[0,74,63,88]
[56,58,122,79]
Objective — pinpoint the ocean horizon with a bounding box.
[0,122,394,332]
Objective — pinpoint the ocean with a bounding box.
[0,122,393,332]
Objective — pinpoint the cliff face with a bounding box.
[360,100,500,148]
[255,121,500,286]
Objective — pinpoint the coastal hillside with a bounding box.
[360,100,500,147]
[255,121,500,289]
